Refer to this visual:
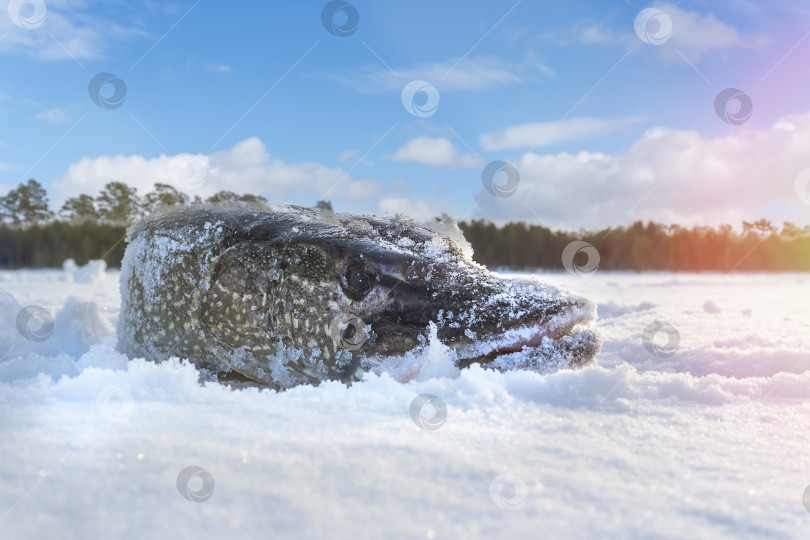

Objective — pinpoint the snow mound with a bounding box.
[598,300,657,318]
[0,288,115,382]
[703,299,722,313]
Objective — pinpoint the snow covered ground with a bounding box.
[1,266,809,539]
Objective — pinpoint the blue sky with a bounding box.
[1,0,809,229]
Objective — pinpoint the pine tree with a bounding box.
[97,181,143,224]
[143,183,189,214]
[0,179,53,225]
[206,191,268,206]
[60,194,99,222]
[314,200,333,212]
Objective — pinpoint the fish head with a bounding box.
[202,211,600,384]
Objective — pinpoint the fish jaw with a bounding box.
[451,321,601,371]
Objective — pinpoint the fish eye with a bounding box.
[343,262,375,298]
[342,323,356,340]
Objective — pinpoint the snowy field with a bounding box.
[1,265,810,539]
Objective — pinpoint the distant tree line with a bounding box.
[0,179,283,268]
[0,179,270,226]
[0,179,807,271]
[458,219,810,272]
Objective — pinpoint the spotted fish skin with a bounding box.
[117,205,601,389]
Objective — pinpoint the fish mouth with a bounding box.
[451,308,601,371]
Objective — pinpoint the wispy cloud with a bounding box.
[391,136,482,169]
[35,107,70,125]
[0,1,147,61]
[479,117,643,151]
[331,55,553,93]
[337,148,373,167]
[205,63,233,74]
[578,2,769,62]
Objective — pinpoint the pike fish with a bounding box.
[117,206,601,388]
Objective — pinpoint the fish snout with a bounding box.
[435,276,597,346]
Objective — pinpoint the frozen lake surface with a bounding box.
[1,267,809,539]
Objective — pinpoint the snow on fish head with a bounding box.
[118,206,601,388]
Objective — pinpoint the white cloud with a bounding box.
[51,137,379,208]
[391,136,483,169]
[579,2,768,61]
[479,117,642,151]
[332,55,552,94]
[48,138,450,223]
[205,64,233,74]
[656,2,761,56]
[476,111,810,229]
[336,148,373,167]
[0,0,146,61]
[35,107,70,124]
[577,25,615,45]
